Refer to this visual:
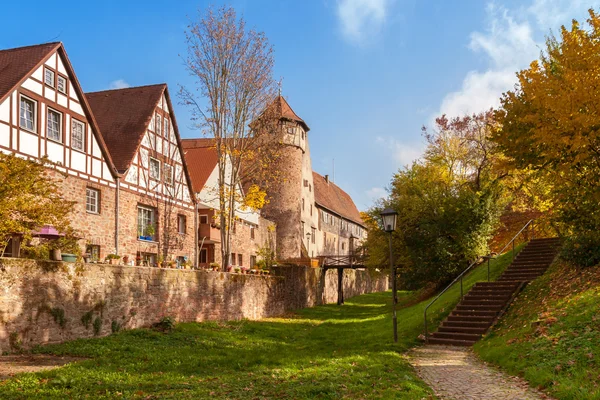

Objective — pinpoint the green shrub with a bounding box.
[111,320,122,333]
[561,234,600,268]
[81,311,93,329]
[153,316,176,332]
[93,317,102,335]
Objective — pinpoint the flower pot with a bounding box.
[50,249,62,261]
[61,253,77,262]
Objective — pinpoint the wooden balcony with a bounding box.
[199,223,221,243]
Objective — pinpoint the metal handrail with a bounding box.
[423,219,535,342]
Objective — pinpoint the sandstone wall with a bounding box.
[0,259,388,352]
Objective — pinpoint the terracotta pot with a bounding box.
[51,249,61,261]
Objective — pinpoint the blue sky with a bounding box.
[1,0,598,209]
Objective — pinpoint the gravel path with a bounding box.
[0,355,83,380]
[408,346,553,400]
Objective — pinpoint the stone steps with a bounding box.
[427,237,560,346]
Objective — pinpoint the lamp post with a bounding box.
[306,231,312,258]
[380,208,398,343]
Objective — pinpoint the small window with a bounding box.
[71,119,85,151]
[149,158,160,180]
[47,109,62,142]
[311,227,316,244]
[302,198,305,210]
[178,214,186,234]
[342,242,346,250]
[302,131,305,140]
[200,248,208,263]
[164,118,169,138]
[164,164,174,185]
[155,114,162,136]
[86,245,100,262]
[200,215,208,224]
[310,204,313,216]
[232,222,237,234]
[287,126,294,134]
[57,76,67,94]
[250,227,255,239]
[44,68,55,87]
[238,254,243,267]
[231,253,236,265]
[86,188,100,214]
[138,206,156,241]
[250,255,256,268]
[309,184,312,192]
[19,95,36,132]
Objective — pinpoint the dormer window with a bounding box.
[44,68,55,87]
[149,157,160,180]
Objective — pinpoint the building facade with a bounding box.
[0,43,119,259]
[182,141,276,269]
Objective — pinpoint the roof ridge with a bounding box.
[0,42,61,54]
[86,83,167,95]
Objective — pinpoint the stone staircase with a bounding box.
[428,237,561,346]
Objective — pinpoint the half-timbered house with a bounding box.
[0,42,119,260]
[86,84,197,267]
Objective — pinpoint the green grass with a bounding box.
[474,260,600,400]
[0,248,518,399]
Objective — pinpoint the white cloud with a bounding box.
[376,135,424,167]
[336,0,393,44]
[108,79,130,90]
[437,0,600,118]
[366,187,387,202]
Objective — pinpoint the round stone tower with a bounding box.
[261,96,317,261]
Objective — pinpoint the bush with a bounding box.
[153,316,176,333]
[560,234,600,268]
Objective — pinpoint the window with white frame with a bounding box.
[71,119,85,151]
[164,117,169,138]
[149,158,160,180]
[155,114,162,136]
[57,76,67,94]
[178,214,186,234]
[137,206,156,240]
[86,188,100,214]
[164,164,174,185]
[19,95,36,132]
[44,68,55,87]
[47,109,62,142]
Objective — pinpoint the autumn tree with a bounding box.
[494,9,600,266]
[181,6,280,270]
[0,154,75,256]
[365,112,506,289]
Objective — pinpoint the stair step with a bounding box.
[456,304,504,311]
[438,325,489,334]
[442,320,492,328]
[460,300,506,306]
[447,314,496,322]
[431,331,482,341]
[427,337,477,346]
[463,294,511,301]
[451,310,498,317]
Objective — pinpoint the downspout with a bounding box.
[115,178,120,255]
[194,204,199,267]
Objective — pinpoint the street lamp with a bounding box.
[380,207,398,343]
[306,231,312,258]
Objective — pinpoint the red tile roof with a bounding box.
[181,142,219,193]
[267,95,309,131]
[313,172,364,227]
[86,84,166,173]
[0,42,60,102]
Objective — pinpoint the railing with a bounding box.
[423,219,535,342]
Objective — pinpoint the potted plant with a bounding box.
[169,260,176,269]
[209,262,220,271]
[122,255,129,265]
[135,255,142,266]
[105,254,121,265]
[234,267,241,274]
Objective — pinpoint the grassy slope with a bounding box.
[0,249,518,399]
[474,260,600,400]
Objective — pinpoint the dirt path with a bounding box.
[408,346,553,400]
[0,355,83,380]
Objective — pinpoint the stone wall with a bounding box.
[0,259,388,352]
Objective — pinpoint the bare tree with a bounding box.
[180,6,280,271]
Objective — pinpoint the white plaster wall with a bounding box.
[57,55,67,75]
[46,141,63,164]
[0,124,10,148]
[92,159,102,178]
[32,65,43,81]
[44,53,56,68]
[57,93,68,108]
[22,79,43,96]
[19,131,38,157]
[125,165,138,184]
[69,101,84,116]
[0,98,10,122]
[44,87,55,102]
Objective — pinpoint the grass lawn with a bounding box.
[0,248,518,399]
[474,260,600,400]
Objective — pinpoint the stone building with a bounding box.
[257,96,367,261]
[182,140,276,269]
[0,42,119,259]
[86,85,197,267]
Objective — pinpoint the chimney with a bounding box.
[324,175,329,184]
